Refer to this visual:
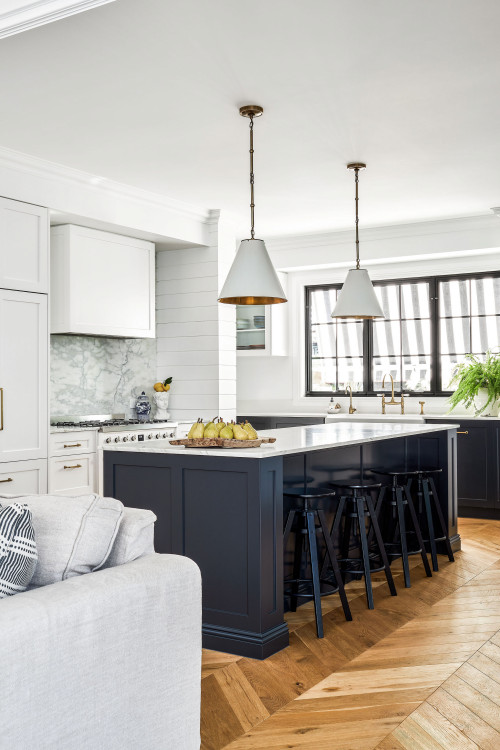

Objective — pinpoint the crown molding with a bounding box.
[0,145,210,224]
[266,213,500,253]
[0,1,116,38]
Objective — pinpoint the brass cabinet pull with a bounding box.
[0,477,13,483]
[0,387,3,431]
[457,431,469,435]
[64,443,82,449]
[63,464,82,470]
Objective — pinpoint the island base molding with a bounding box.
[202,622,289,660]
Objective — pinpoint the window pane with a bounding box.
[310,289,337,324]
[402,319,431,355]
[471,277,500,315]
[373,321,401,356]
[372,358,401,391]
[439,279,470,317]
[471,315,500,353]
[311,324,336,358]
[440,355,464,391]
[403,355,431,391]
[439,318,471,354]
[337,358,364,391]
[310,359,336,391]
[401,283,430,319]
[374,285,399,319]
[337,322,363,357]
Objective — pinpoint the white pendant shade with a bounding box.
[218,238,287,305]
[331,268,384,319]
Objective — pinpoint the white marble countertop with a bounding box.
[103,422,458,459]
[50,426,101,434]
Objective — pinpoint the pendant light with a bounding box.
[331,163,384,319]
[218,105,287,305]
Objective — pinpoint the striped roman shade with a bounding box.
[0,503,37,598]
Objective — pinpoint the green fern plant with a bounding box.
[448,349,500,415]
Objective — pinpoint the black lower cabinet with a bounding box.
[237,416,326,430]
[426,419,500,518]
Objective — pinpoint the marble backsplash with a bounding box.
[51,335,157,417]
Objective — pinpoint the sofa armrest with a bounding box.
[0,554,201,750]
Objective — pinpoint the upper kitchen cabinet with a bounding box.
[50,225,155,338]
[236,272,288,356]
[0,198,49,293]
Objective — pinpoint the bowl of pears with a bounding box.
[169,418,276,448]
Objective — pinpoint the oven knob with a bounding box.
[170,431,175,438]
[147,433,153,439]
[130,434,137,441]
[114,436,121,443]
[162,432,168,438]
[122,436,129,442]
[105,437,112,443]
[155,433,161,439]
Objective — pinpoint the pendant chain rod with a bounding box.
[354,166,360,269]
[249,115,255,239]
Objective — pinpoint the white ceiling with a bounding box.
[1,0,500,237]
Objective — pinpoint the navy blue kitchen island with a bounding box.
[103,422,459,658]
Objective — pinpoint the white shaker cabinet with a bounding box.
[0,290,48,462]
[0,459,47,495]
[50,224,155,338]
[0,198,49,293]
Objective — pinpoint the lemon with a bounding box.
[154,383,165,392]
[163,384,170,391]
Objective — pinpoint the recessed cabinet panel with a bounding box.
[0,290,48,462]
[0,459,47,495]
[49,453,96,495]
[50,225,155,338]
[0,199,48,293]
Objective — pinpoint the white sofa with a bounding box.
[0,497,202,750]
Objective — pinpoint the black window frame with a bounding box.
[305,270,500,397]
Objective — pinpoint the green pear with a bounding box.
[220,424,233,439]
[192,420,205,439]
[204,422,219,438]
[233,423,249,440]
[242,421,258,440]
[215,418,226,435]
[187,419,200,439]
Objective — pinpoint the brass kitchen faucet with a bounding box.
[381,373,405,414]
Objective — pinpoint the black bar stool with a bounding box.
[326,481,397,610]
[283,488,352,638]
[374,470,432,587]
[408,468,455,571]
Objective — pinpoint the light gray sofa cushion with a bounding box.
[104,506,156,568]
[0,494,123,586]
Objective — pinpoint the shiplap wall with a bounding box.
[156,210,237,421]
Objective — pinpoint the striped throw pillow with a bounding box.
[0,503,38,599]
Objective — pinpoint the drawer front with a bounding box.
[49,454,96,495]
[49,430,97,457]
[0,458,47,495]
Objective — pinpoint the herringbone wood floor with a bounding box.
[201,518,500,750]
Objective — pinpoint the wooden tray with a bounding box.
[169,437,276,449]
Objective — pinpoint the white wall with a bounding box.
[156,210,237,422]
[237,214,500,416]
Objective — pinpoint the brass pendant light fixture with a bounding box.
[331,163,384,319]
[218,105,287,305]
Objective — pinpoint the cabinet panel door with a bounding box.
[456,424,490,509]
[0,199,48,293]
[48,454,96,495]
[0,459,47,495]
[0,291,48,462]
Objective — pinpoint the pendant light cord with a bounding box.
[249,115,255,239]
[354,166,360,270]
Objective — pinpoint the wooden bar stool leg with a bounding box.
[306,511,324,638]
[420,478,439,571]
[429,476,455,562]
[364,492,397,597]
[290,512,305,612]
[395,486,411,588]
[356,495,374,610]
[320,496,346,579]
[405,486,432,578]
[317,509,353,621]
